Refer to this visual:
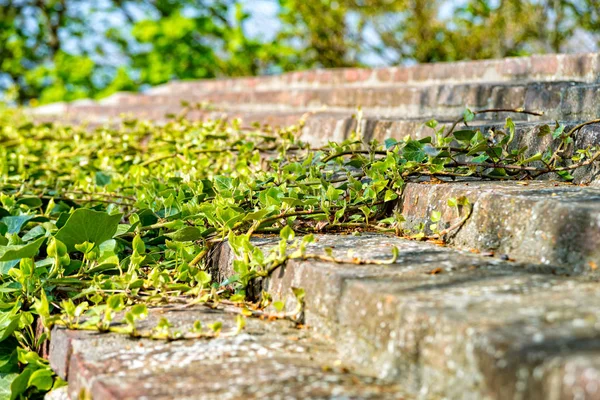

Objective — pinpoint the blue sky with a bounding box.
[240,0,281,41]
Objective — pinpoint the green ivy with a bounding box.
[0,105,598,397]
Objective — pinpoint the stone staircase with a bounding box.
[40,53,600,399]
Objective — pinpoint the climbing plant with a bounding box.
[0,104,599,398]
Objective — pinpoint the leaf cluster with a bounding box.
[0,106,598,397]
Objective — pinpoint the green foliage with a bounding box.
[277,0,357,69]
[55,209,122,252]
[2,1,600,103]
[0,0,289,104]
[276,0,600,67]
[0,106,598,397]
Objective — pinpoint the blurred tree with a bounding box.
[401,0,548,61]
[278,0,355,69]
[0,0,288,104]
[2,0,600,104]
[128,1,283,83]
[276,0,409,69]
[278,0,600,66]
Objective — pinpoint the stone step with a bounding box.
[160,82,560,120]
[150,53,600,94]
[211,233,600,400]
[49,305,409,399]
[563,83,600,120]
[398,181,600,271]
[33,80,600,124]
[30,100,600,164]
[31,104,600,187]
[296,114,600,161]
[50,80,596,122]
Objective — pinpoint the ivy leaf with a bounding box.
[384,138,398,149]
[235,315,246,333]
[55,209,122,251]
[403,140,426,162]
[134,209,159,227]
[107,295,125,312]
[0,215,35,235]
[0,373,17,399]
[0,237,45,262]
[384,190,398,202]
[471,154,489,163]
[132,235,145,254]
[280,225,295,241]
[209,321,222,334]
[0,339,18,373]
[520,153,542,164]
[33,291,50,326]
[488,168,508,177]
[243,206,276,221]
[453,130,475,143]
[557,170,574,181]
[423,144,440,157]
[486,147,502,159]
[15,197,42,209]
[503,117,515,145]
[537,125,552,137]
[21,225,45,242]
[196,271,211,287]
[213,176,233,192]
[325,185,344,202]
[165,227,203,242]
[467,142,489,156]
[463,108,475,123]
[273,301,285,312]
[28,369,53,391]
[130,304,148,320]
[0,310,20,342]
[0,261,19,276]
[9,367,31,400]
[425,119,438,129]
[291,287,305,303]
[552,124,565,139]
[95,171,111,186]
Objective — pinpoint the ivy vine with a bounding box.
[0,104,597,398]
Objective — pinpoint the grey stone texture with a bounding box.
[29,53,600,145]
[399,181,600,273]
[50,305,408,399]
[212,234,600,400]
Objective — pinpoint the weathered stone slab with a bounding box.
[215,234,600,399]
[338,267,600,400]
[49,304,408,399]
[148,53,600,94]
[398,181,600,273]
[29,102,600,183]
[52,82,555,119]
[31,79,600,125]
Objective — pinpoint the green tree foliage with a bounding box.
[278,0,356,69]
[1,0,600,104]
[129,2,279,84]
[0,0,287,104]
[278,0,600,66]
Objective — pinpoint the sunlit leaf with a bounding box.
[55,209,122,251]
